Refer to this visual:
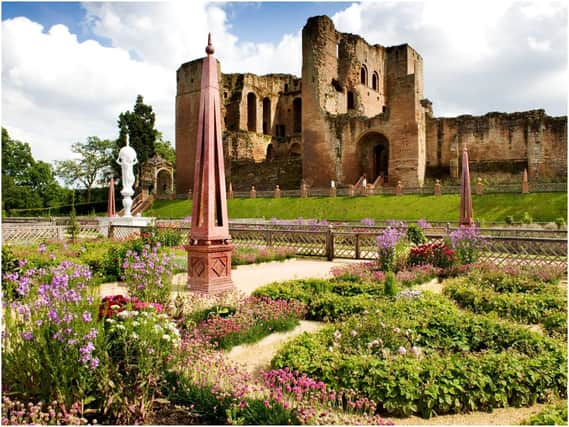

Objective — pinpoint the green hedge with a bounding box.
[444,277,567,339]
[271,294,567,418]
[252,278,383,321]
[522,402,568,425]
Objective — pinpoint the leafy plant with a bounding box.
[521,211,533,224]
[384,272,397,296]
[406,224,427,245]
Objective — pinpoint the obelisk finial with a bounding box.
[205,33,214,55]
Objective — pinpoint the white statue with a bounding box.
[330,180,336,188]
[117,135,138,217]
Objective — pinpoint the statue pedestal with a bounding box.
[185,242,234,294]
[98,216,155,238]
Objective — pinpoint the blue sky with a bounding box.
[2,1,567,165]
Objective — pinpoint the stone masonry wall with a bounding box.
[426,110,567,179]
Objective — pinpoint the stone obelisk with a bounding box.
[185,34,234,294]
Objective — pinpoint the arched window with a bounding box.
[262,97,271,135]
[372,72,379,91]
[360,65,368,86]
[293,98,302,133]
[247,92,257,132]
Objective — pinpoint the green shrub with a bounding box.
[253,278,382,321]
[555,217,566,229]
[522,211,533,224]
[272,294,567,418]
[141,226,184,247]
[406,224,427,245]
[444,279,566,326]
[383,272,397,296]
[505,215,515,225]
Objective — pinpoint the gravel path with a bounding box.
[225,320,325,376]
[100,258,355,297]
[395,403,548,425]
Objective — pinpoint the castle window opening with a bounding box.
[372,72,379,91]
[347,91,355,110]
[262,97,271,135]
[293,98,302,133]
[360,65,368,86]
[247,92,257,132]
[276,124,286,138]
[284,83,289,92]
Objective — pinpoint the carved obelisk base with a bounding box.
[185,242,234,294]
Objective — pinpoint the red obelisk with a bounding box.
[107,177,116,217]
[459,146,474,225]
[185,34,234,294]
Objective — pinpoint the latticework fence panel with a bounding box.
[111,226,142,241]
[270,230,327,256]
[479,237,567,271]
[2,224,60,243]
[231,229,269,249]
[359,234,380,259]
[333,232,357,258]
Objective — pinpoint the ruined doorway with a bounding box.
[358,132,389,183]
[247,92,257,132]
[262,97,271,135]
[156,168,173,198]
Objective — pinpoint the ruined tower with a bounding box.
[301,15,428,188]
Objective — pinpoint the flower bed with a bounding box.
[182,295,306,350]
[271,293,567,418]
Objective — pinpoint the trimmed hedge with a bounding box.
[444,276,567,339]
[253,278,382,321]
[271,294,567,418]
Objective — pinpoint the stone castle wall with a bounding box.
[425,110,567,180]
[175,15,567,196]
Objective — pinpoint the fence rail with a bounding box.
[3,221,566,271]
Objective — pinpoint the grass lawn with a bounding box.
[145,192,567,223]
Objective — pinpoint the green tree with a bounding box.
[116,95,158,189]
[154,132,175,166]
[2,128,62,213]
[55,137,114,202]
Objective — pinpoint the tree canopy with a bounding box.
[2,128,62,212]
[55,136,114,202]
[115,95,158,188]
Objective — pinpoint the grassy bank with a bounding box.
[145,193,567,223]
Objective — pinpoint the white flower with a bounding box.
[153,325,164,333]
[131,333,139,339]
[162,334,171,341]
[105,319,115,324]
[132,321,139,327]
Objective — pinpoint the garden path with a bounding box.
[225,320,325,375]
[396,403,548,425]
[99,258,357,297]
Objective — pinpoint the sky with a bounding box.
[2,1,567,165]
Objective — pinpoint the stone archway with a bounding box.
[156,168,173,198]
[357,132,389,183]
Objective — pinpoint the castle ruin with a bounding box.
[176,15,567,194]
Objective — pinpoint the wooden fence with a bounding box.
[3,221,566,271]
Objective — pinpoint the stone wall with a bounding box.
[426,110,567,180]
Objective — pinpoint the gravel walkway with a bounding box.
[100,258,355,297]
[225,320,325,376]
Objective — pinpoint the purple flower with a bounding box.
[38,243,47,253]
[48,309,60,323]
[417,219,431,229]
[361,218,376,226]
[82,312,92,322]
[21,332,33,341]
[398,346,407,355]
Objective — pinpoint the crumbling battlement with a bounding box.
[175,15,567,196]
